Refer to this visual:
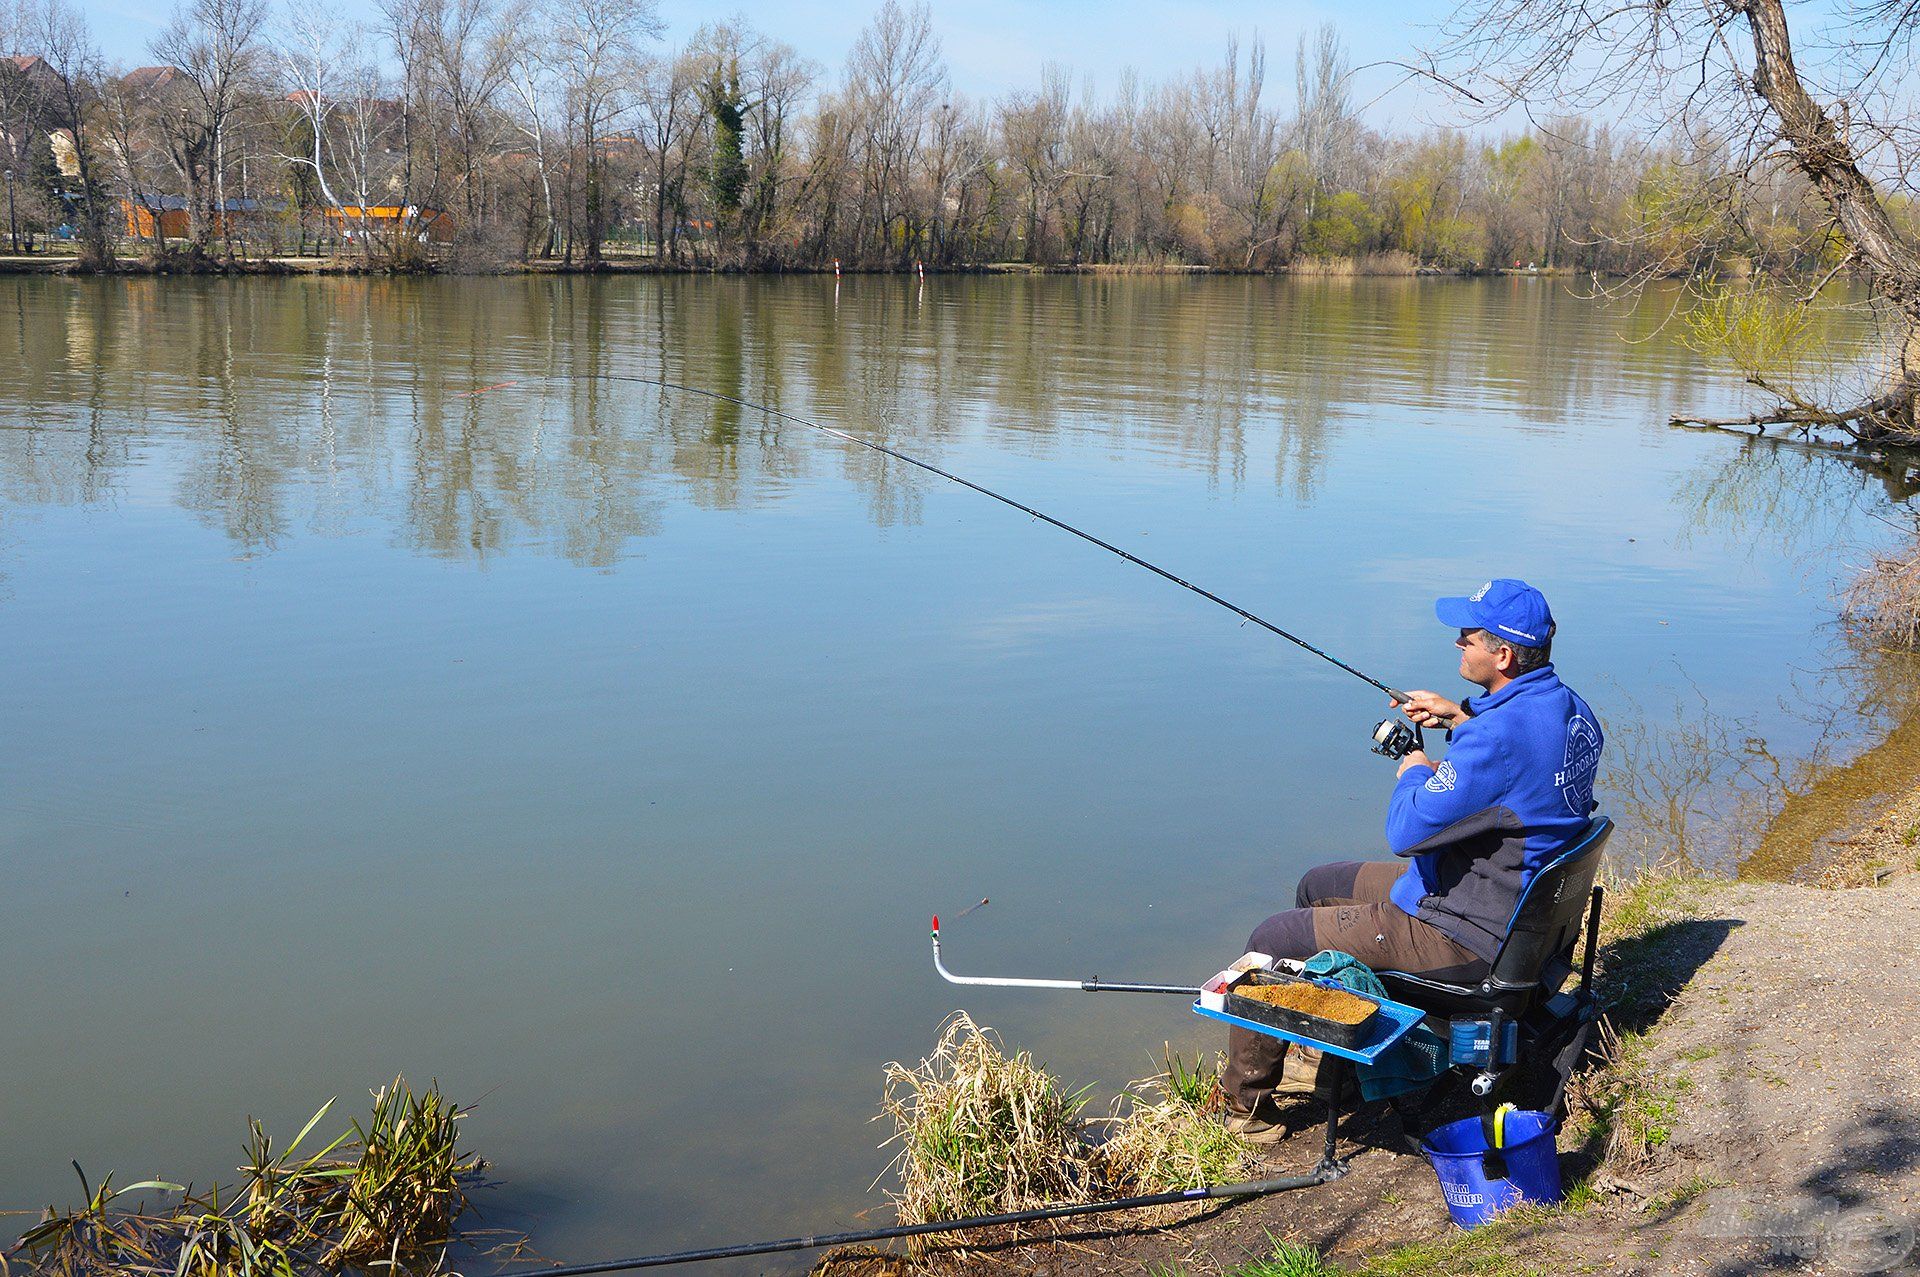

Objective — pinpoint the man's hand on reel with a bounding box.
[1373,692,1454,772]
[1396,689,1467,730]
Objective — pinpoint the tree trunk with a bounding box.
[1740,0,1920,433]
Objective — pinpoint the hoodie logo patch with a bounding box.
[1425,760,1457,793]
[1557,715,1601,814]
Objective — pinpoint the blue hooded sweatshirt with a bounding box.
[1384,665,1603,962]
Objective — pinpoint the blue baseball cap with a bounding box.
[1435,579,1554,648]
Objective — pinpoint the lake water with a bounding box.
[0,274,1908,1266]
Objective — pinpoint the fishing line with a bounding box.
[583,374,1407,703]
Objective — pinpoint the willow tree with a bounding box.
[1443,0,1920,442]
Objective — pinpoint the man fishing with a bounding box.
[1222,579,1603,1142]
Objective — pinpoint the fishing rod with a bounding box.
[588,374,1409,705]
[930,913,1201,995]
[493,1165,1344,1276]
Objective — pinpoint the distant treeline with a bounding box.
[0,0,1888,272]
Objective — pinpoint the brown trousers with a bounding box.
[1223,859,1487,1114]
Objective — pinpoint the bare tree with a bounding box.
[333,59,396,261]
[739,33,814,254]
[376,0,448,248]
[29,0,110,265]
[421,0,510,227]
[547,0,659,263]
[1440,0,1920,441]
[2,3,56,252]
[633,43,696,264]
[1292,25,1357,228]
[1059,86,1117,264]
[844,0,944,264]
[503,3,559,256]
[151,0,267,256]
[97,68,175,253]
[1138,76,1201,256]
[1477,133,1539,267]
[1218,35,1284,268]
[997,63,1067,263]
[276,5,351,211]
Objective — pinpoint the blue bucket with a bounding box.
[1421,1107,1562,1227]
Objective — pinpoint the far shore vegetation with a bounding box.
[1,0,1907,292]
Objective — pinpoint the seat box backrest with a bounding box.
[1488,816,1612,988]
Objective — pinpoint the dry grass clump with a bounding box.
[10,1076,485,1277]
[1100,1049,1252,1192]
[1285,251,1421,277]
[877,1017,1262,1248]
[1844,540,1920,648]
[878,1013,1102,1226]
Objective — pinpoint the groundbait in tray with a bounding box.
[1222,969,1380,1050]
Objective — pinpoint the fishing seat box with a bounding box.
[1375,815,1614,1116]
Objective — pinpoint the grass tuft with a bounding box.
[1591,861,1712,1022]
[878,1012,1102,1226]
[1232,1235,1350,1277]
[1599,859,1702,941]
[329,1076,477,1266]
[10,1076,484,1277]
[1355,1202,1566,1277]
[1148,1234,1347,1277]
[1100,1048,1253,1192]
[877,1023,1273,1245]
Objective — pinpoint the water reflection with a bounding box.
[3,275,1775,565]
[1678,432,1920,555]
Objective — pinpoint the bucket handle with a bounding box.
[1478,1103,1517,1181]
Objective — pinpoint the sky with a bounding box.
[78,0,1473,128]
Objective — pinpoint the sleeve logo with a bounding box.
[1425,760,1458,793]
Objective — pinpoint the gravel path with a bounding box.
[1603,875,1920,1274]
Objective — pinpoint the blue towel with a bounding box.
[1301,950,1448,1102]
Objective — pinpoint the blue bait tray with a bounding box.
[1193,986,1427,1065]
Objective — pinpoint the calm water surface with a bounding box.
[0,275,1907,1264]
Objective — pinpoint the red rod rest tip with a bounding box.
[931,915,939,932]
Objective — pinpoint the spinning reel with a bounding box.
[1370,715,1425,760]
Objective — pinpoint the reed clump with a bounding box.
[878,1017,1256,1243]
[10,1076,486,1277]
[878,1012,1102,1226]
[1284,251,1422,277]
[1099,1048,1253,1193]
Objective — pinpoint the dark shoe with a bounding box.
[1222,1102,1295,1145]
